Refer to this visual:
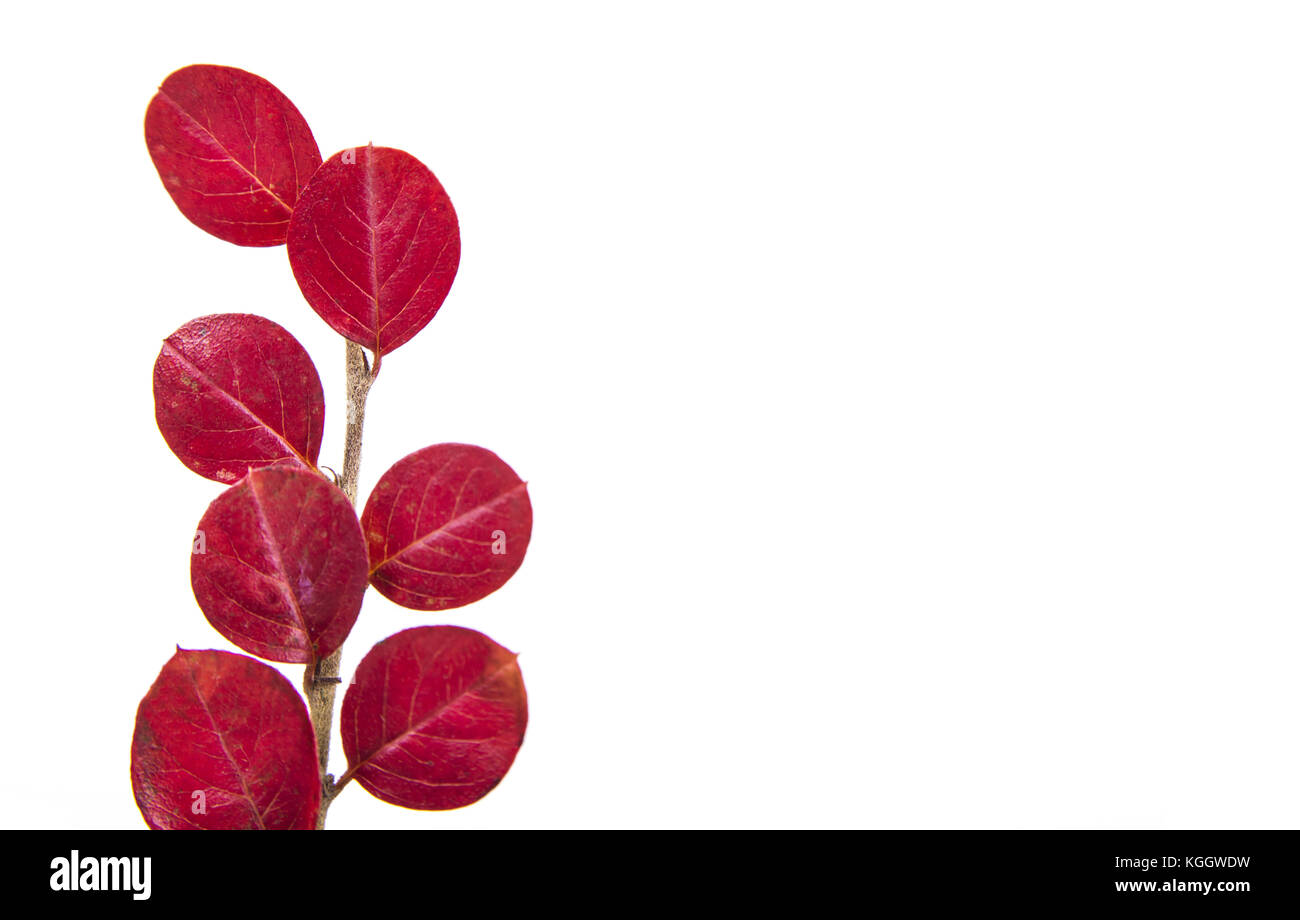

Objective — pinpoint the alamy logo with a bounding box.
[49,850,151,900]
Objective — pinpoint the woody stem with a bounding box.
[303,341,374,829]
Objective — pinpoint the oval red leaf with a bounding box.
[131,648,320,829]
[192,465,368,663]
[340,626,527,810]
[287,146,460,362]
[154,314,324,483]
[145,64,322,246]
[361,444,532,611]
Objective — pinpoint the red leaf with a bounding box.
[361,444,532,611]
[340,627,527,810]
[192,465,368,663]
[144,64,322,246]
[154,314,324,483]
[131,648,320,829]
[287,146,460,362]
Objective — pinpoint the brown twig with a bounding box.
[302,340,374,829]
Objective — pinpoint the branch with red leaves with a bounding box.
[132,65,532,830]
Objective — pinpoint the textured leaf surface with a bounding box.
[287,146,460,361]
[131,649,320,829]
[340,627,527,810]
[145,64,322,246]
[192,465,368,663]
[154,314,324,483]
[361,444,532,611]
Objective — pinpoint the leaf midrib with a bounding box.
[162,341,313,470]
[343,655,520,784]
[370,482,527,574]
[158,89,294,214]
[184,661,268,830]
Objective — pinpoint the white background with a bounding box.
[2,1,1298,829]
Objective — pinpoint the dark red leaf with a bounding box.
[144,64,322,246]
[287,145,460,362]
[131,648,320,829]
[192,465,368,663]
[154,314,324,483]
[361,444,532,611]
[340,626,527,810]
